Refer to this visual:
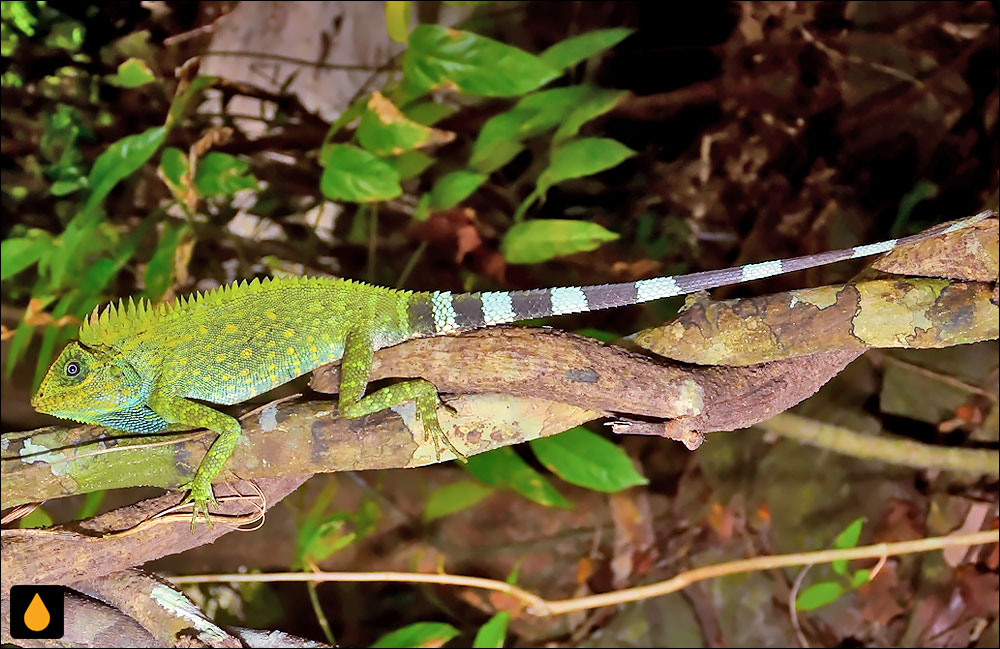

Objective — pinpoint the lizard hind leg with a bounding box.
[338,330,466,462]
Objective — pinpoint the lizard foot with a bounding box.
[420,411,467,464]
[179,479,219,531]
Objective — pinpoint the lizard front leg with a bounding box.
[338,330,465,461]
[148,388,242,528]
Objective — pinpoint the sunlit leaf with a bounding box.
[538,137,633,193]
[429,171,485,209]
[423,480,494,522]
[385,1,412,44]
[194,152,258,196]
[404,100,459,126]
[3,1,37,37]
[501,219,619,264]
[81,125,167,217]
[470,85,602,171]
[18,507,53,529]
[358,92,453,156]
[388,150,435,181]
[530,427,647,492]
[158,146,190,200]
[320,144,402,202]
[73,491,106,520]
[371,622,460,649]
[404,24,558,97]
[553,88,627,144]
[109,57,155,88]
[166,75,215,129]
[1,230,53,281]
[540,27,633,70]
[831,517,865,575]
[465,447,571,508]
[472,612,510,648]
[144,222,190,301]
[795,581,844,611]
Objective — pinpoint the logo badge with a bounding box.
[9,585,64,639]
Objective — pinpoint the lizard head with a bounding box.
[31,341,146,426]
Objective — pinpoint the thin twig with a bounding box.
[789,565,813,648]
[167,529,998,617]
[200,50,387,71]
[877,352,997,401]
[757,413,999,475]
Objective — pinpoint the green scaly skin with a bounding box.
[30,212,993,527]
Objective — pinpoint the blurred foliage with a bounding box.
[1,1,997,646]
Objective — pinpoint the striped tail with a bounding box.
[405,211,994,336]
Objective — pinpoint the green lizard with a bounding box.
[31,212,992,524]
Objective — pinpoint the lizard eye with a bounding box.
[65,361,81,377]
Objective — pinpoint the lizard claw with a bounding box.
[179,479,218,531]
[422,416,467,464]
[439,398,459,417]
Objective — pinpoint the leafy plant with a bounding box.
[429,426,648,517]
[794,517,872,611]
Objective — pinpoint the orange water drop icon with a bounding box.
[24,592,50,632]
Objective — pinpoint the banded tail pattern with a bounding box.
[406,211,994,337]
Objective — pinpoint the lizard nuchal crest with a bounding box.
[30,211,994,527]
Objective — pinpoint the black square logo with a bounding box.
[9,585,64,639]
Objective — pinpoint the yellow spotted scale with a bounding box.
[31,212,992,524]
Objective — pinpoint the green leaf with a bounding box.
[194,152,258,196]
[501,219,619,265]
[385,1,412,43]
[469,138,523,175]
[850,568,871,588]
[414,192,432,222]
[3,1,37,37]
[795,581,844,611]
[553,89,627,144]
[73,490,106,520]
[429,171,485,209]
[540,28,633,70]
[574,328,620,343]
[388,150,435,181]
[1,230,53,281]
[159,147,187,186]
[404,24,559,97]
[423,480,494,522]
[404,100,458,126]
[293,486,380,571]
[371,622,460,649]
[470,85,602,171]
[159,146,191,203]
[109,57,155,88]
[18,507,53,529]
[82,125,167,217]
[465,447,571,508]
[50,178,85,196]
[31,292,76,389]
[530,427,647,492]
[472,612,510,649]
[539,137,633,193]
[831,517,865,576]
[144,222,190,300]
[320,144,402,202]
[358,92,452,156]
[166,75,215,129]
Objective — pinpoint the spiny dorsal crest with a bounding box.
[76,276,289,344]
